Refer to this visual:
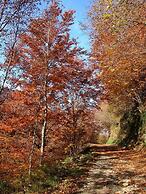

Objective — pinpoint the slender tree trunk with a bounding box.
[40,116,47,165]
[28,120,37,176]
[40,77,48,165]
[39,24,50,165]
[0,28,19,96]
[40,75,48,165]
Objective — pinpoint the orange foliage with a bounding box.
[89,0,146,111]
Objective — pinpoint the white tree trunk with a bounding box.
[40,118,47,165]
[28,119,38,176]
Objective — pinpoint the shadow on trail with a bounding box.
[78,149,146,194]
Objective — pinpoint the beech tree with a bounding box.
[0,0,41,96]
[13,0,100,166]
[88,0,146,146]
[0,0,101,179]
[50,61,100,155]
[89,0,146,112]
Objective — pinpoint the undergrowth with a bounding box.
[0,153,91,193]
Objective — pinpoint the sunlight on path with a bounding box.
[78,150,146,194]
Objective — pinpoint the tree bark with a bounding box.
[40,116,47,165]
[28,119,37,176]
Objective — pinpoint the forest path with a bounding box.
[78,146,146,194]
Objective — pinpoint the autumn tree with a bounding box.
[48,60,100,155]
[89,0,146,112]
[9,0,101,167]
[88,0,146,145]
[0,0,42,97]
[0,0,101,180]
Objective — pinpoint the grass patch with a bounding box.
[11,155,85,193]
[0,181,14,194]
[106,139,117,144]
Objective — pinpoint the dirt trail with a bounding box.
[78,146,146,194]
